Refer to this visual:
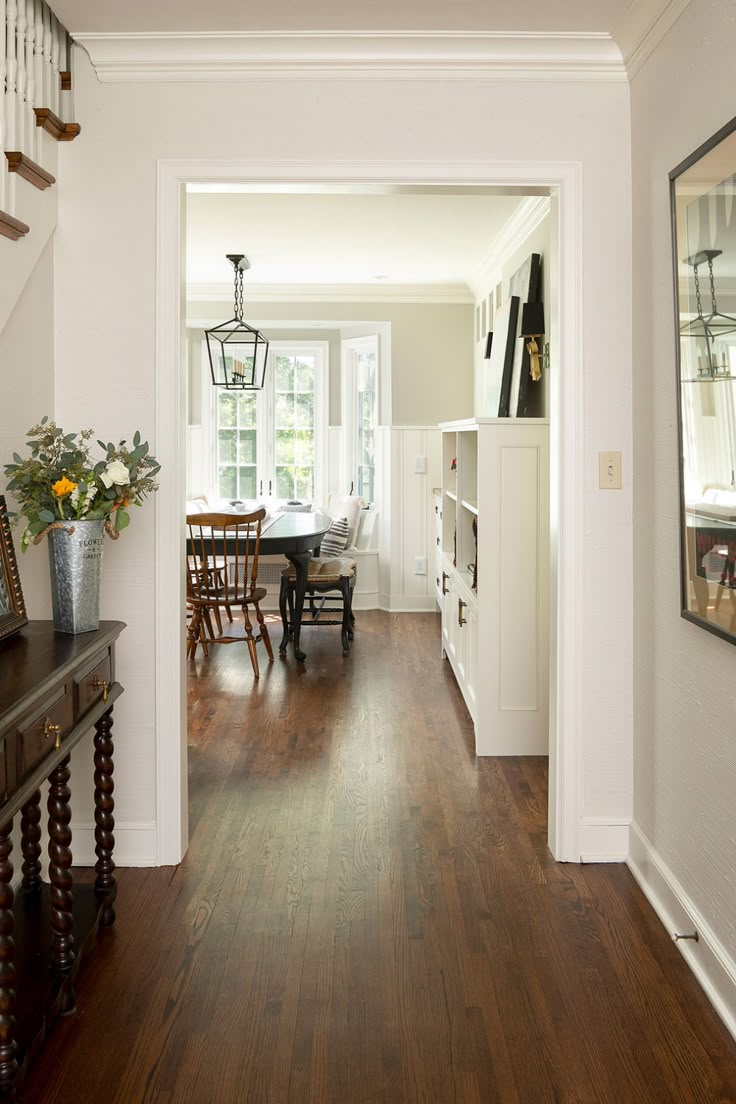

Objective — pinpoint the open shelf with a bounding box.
[461,499,478,515]
[446,490,457,502]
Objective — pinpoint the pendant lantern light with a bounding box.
[205,254,269,390]
[681,249,736,377]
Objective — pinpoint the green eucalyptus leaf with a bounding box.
[104,487,117,499]
[115,508,130,531]
[97,440,107,451]
[38,509,55,523]
[12,452,22,464]
[133,430,141,447]
[41,415,48,425]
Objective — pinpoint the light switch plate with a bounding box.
[599,451,622,490]
[414,455,427,474]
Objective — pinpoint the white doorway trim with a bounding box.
[155,159,583,865]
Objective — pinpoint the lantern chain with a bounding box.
[707,255,719,315]
[694,263,703,320]
[234,263,245,322]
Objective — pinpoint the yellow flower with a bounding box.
[51,477,77,498]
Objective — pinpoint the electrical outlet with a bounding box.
[414,556,427,575]
[599,451,622,490]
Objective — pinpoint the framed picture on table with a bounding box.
[0,496,27,643]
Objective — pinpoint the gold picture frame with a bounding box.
[0,495,27,642]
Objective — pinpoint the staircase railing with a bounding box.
[0,0,75,232]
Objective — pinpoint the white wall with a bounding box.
[0,241,55,618]
[54,49,633,863]
[630,0,736,1032]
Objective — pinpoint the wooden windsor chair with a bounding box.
[186,509,274,678]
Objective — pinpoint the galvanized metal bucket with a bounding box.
[48,520,105,633]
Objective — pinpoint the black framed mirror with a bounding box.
[0,495,27,643]
[671,115,736,644]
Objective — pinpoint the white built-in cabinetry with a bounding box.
[438,418,550,755]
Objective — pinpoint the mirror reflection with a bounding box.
[673,123,736,640]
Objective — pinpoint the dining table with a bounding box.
[195,509,333,662]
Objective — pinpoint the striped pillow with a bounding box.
[319,516,349,558]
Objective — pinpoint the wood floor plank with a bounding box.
[22,612,736,1103]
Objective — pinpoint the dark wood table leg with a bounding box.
[0,821,17,1094]
[278,575,290,654]
[94,708,116,928]
[20,790,42,894]
[284,551,312,662]
[48,756,75,1014]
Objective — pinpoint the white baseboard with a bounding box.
[70,820,158,868]
[628,821,736,1043]
[579,817,630,862]
[383,595,439,613]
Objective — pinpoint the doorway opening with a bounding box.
[155,162,584,867]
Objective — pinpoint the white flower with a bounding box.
[101,460,130,489]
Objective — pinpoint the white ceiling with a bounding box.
[185,190,524,291]
[53,0,631,36]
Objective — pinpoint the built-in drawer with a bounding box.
[73,649,113,720]
[16,687,73,780]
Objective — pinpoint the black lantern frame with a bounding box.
[205,254,269,390]
[680,249,736,378]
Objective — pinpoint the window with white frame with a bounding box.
[204,341,328,504]
[342,335,378,504]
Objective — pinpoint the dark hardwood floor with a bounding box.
[25,612,736,1102]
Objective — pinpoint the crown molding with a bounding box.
[615,0,691,78]
[73,30,627,83]
[470,195,551,299]
[186,280,475,305]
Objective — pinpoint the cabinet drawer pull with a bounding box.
[458,598,467,627]
[436,536,440,546]
[92,678,110,703]
[42,718,62,751]
[442,571,449,596]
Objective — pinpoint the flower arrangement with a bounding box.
[3,418,160,550]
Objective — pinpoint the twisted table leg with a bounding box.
[0,821,17,1092]
[48,756,76,1013]
[20,790,42,894]
[94,708,116,928]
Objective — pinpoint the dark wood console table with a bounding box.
[0,620,125,1099]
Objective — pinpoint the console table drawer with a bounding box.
[16,687,73,779]
[74,649,113,719]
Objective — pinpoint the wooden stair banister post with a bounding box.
[5,0,17,215]
[0,0,7,215]
[24,0,36,161]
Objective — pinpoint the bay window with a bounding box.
[204,341,327,505]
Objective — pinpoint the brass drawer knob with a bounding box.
[92,678,110,703]
[42,718,62,751]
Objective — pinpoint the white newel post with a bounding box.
[24,0,35,157]
[15,0,25,157]
[50,10,59,115]
[6,0,17,211]
[0,0,7,211]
